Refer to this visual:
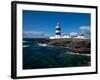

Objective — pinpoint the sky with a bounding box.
[23,10,91,38]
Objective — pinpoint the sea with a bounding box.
[23,38,90,69]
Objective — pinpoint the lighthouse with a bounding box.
[49,22,86,39]
[55,22,61,38]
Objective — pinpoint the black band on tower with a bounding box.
[56,28,61,30]
[56,33,61,35]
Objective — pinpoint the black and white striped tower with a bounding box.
[55,22,61,38]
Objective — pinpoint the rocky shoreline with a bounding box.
[68,47,90,54]
[40,38,91,54]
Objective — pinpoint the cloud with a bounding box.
[80,26,91,38]
[80,26,90,31]
[80,26,90,33]
[70,32,78,36]
[23,31,50,38]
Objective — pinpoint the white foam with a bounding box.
[38,43,47,46]
[23,45,30,47]
[23,41,27,43]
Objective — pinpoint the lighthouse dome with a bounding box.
[56,22,60,28]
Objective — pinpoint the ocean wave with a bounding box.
[38,43,47,46]
[23,41,28,43]
[23,45,30,47]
